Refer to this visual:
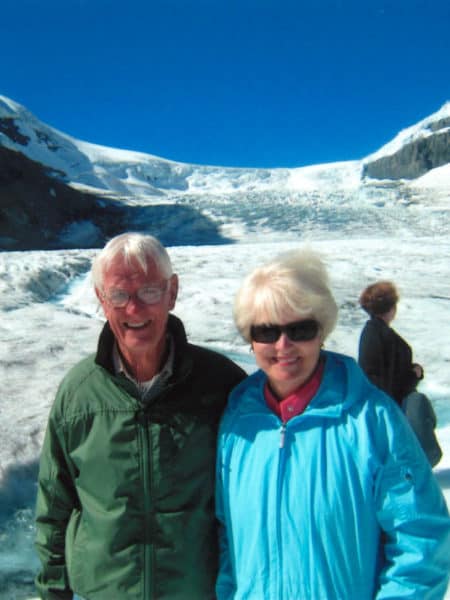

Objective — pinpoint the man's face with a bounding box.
[97,255,178,364]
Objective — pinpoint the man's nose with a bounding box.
[124,294,145,312]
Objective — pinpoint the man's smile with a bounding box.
[124,320,151,330]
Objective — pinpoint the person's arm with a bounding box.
[215,420,237,600]
[373,401,450,598]
[35,409,77,600]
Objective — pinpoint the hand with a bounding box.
[412,363,424,379]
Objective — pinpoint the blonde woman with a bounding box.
[216,249,450,600]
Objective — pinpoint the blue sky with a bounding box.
[1,0,449,168]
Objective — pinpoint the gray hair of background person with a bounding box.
[91,232,173,291]
[233,247,338,343]
[359,281,399,317]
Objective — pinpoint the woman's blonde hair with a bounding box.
[234,248,338,343]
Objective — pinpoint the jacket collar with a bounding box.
[95,313,190,379]
[230,351,366,421]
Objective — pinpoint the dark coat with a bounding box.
[358,316,420,405]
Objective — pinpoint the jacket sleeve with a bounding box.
[35,403,77,600]
[373,400,450,599]
[358,322,388,392]
[215,419,237,600]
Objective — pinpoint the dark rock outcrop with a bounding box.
[363,127,450,180]
[0,146,126,250]
[0,117,30,146]
[0,147,230,250]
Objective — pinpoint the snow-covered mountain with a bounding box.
[0,95,449,251]
[0,95,360,198]
[363,103,450,179]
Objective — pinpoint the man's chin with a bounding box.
[125,335,153,349]
[122,330,163,351]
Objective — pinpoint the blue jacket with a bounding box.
[216,351,450,600]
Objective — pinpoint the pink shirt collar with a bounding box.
[265,358,325,422]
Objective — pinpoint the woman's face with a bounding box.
[251,310,323,399]
[380,304,397,325]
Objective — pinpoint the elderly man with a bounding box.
[35,232,246,600]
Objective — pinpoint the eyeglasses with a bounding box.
[250,319,320,344]
[102,283,168,308]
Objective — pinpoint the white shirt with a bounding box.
[112,334,174,402]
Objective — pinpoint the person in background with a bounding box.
[216,248,450,600]
[35,232,246,600]
[358,280,442,466]
[358,281,423,404]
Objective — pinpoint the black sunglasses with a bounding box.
[250,319,320,344]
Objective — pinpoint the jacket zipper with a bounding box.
[279,421,287,448]
[135,382,188,599]
[276,421,287,599]
[137,411,154,599]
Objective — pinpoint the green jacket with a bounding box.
[35,314,246,600]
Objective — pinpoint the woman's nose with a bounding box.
[274,333,292,349]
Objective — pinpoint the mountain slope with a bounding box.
[3,95,449,197]
[0,95,449,250]
[362,102,450,179]
[0,145,128,249]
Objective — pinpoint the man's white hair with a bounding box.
[91,232,173,290]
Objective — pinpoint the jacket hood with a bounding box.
[228,350,374,421]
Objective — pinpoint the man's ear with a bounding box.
[168,274,179,310]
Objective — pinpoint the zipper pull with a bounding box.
[280,422,287,449]
[135,409,148,426]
